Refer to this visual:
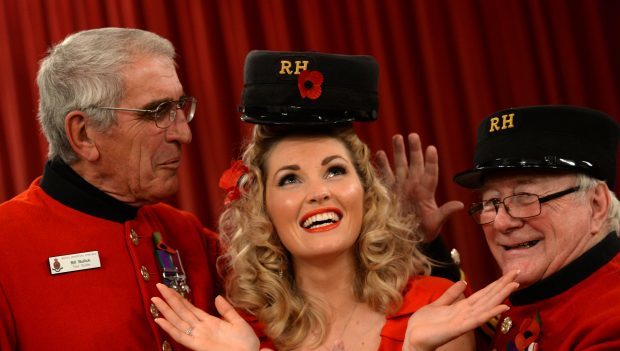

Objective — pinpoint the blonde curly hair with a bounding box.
[218,124,431,350]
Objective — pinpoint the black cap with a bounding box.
[453,105,619,189]
[239,50,379,125]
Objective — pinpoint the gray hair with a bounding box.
[37,27,176,163]
[575,174,620,234]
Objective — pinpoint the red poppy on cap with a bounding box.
[298,70,324,100]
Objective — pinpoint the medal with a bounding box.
[153,231,191,298]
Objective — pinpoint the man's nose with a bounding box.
[166,116,192,144]
[492,204,523,232]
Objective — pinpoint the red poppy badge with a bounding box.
[298,70,324,100]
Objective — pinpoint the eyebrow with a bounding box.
[141,94,188,110]
[273,154,346,175]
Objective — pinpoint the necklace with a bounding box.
[329,302,360,348]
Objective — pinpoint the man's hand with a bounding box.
[375,133,463,242]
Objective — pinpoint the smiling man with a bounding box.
[0,28,219,350]
[454,105,620,350]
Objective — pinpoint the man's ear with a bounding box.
[589,181,611,235]
[65,111,100,162]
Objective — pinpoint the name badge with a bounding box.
[49,251,101,275]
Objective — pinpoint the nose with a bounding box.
[308,188,330,203]
[165,116,192,144]
[491,204,523,233]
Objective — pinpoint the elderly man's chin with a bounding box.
[141,175,180,204]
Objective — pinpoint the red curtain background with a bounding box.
[1,0,619,291]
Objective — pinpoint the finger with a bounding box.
[392,134,408,182]
[430,281,467,306]
[407,133,424,180]
[375,150,395,184]
[156,283,201,325]
[466,270,519,305]
[152,297,192,332]
[434,201,465,229]
[214,295,246,324]
[154,317,192,345]
[420,145,439,191]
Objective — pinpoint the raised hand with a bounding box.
[151,283,261,351]
[403,270,520,351]
[375,133,464,242]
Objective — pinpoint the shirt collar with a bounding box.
[510,232,619,305]
[40,159,138,222]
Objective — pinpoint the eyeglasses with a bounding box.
[468,186,581,225]
[97,97,196,129]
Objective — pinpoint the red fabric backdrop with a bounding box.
[1,0,619,291]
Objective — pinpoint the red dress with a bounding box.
[247,275,452,350]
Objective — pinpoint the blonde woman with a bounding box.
[151,51,518,350]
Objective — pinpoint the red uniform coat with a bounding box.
[0,161,221,350]
[248,275,452,350]
[492,233,620,351]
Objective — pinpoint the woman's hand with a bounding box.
[403,270,520,351]
[151,283,261,351]
[375,133,464,242]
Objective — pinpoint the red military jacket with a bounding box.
[0,161,221,350]
[492,233,620,351]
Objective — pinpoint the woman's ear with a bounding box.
[589,181,611,235]
[65,111,100,161]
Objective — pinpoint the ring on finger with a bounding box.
[184,326,193,336]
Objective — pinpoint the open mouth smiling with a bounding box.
[503,240,540,251]
[300,208,343,231]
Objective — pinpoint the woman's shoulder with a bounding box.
[405,275,454,298]
[392,275,453,318]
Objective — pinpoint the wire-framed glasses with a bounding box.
[97,97,196,129]
[468,186,581,225]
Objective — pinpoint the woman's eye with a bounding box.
[277,174,299,186]
[326,165,346,178]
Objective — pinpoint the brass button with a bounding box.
[129,229,139,245]
[500,316,513,334]
[140,266,150,281]
[162,340,172,351]
[150,303,159,318]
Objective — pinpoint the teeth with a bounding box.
[303,212,340,229]
[506,240,539,250]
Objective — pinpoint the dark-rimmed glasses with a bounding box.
[97,97,196,129]
[468,186,581,225]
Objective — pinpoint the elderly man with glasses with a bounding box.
[0,28,219,351]
[453,105,620,350]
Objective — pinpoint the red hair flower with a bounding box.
[218,160,250,205]
[514,312,542,351]
[298,70,324,100]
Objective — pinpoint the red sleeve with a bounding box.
[379,275,453,350]
[238,310,277,349]
[0,280,16,350]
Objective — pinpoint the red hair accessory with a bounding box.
[218,160,250,205]
[298,70,324,100]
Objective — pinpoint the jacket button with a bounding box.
[150,303,159,318]
[141,266,150,281]
[162,340,172,351]
[130,229,139,245]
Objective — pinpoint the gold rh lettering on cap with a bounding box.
[279,60,310,75]
[489,113,515,132]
